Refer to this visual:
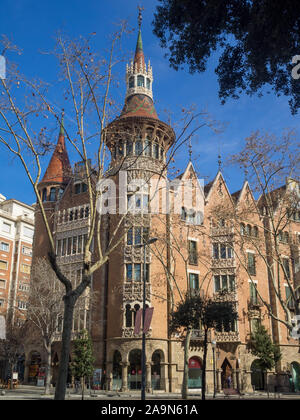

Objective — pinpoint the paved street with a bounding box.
[0,385,300,400]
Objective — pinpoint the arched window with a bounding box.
[137,75,144,87]
[49,187,56,202]
[240,223,246,235]
[253,226,258,237]
[146,78,151,89]
[133,304,140,325]
[129,76,134,89]
[181,207,187,221]
[284,231,289,243]
[118,141,124,156]
[144,139,151,156]
[125,304,132,327]
[85,206,90,218]
[246,224,252,236]
[126,141,133,156]
[42,188,47,202]
[135,140,143,156]
[58,188,64,200]
[153,143,159,159]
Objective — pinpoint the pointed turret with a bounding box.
[41,114,71,185]
[120,9,158,120]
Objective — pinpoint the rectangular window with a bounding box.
[213,244,219,259]
[189,273,199,291]
[0,299,4,307]
[247,252,256,276]
[74,183,81,194]
[72,236,77,254]
[134,264,141,282]
[188,241,198,265]
[56,240,61,257]
[23,226,34,238]
[0,260,8,270]
[2,222,11,233]
[67,237,72,255]
[62,238,67,256]
[0,242,9,252]
[126,264,133,281]
[214,275,221,292]
[0,279,5,289]
[227,244,233,258]
[134,228,142,245]
[22,246,32,256]
[220,245,227,259]
[282,258,291,279]
[77,235,82,254]
[127,228,133,245]
[249,282,258,305]
[20,264,31,274]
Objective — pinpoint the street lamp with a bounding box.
[135,236,158,401]
[211,340,217,398]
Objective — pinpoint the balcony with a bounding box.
[211,226,234,237]
[214,290,237,302]
[247,298,263,310]
[121,326,152,338]
[190,329,211,342]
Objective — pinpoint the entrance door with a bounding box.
[291,362,300,392]
[188,357,202,389]
[250,360,264,391]
[128,349,142,390]
[221,358,233,389]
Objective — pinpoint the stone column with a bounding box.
[232,369,236,389]
[121,362,129,392]
[216,369,221,392]
[236,369,241,392]
[106,362,113,391]
[160,363,168,391]
[146,362,152,393]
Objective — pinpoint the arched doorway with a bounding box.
[28,351,41,384]
[128,349,142,390]
[291,362,300,392]
[251,360,264,391]
[151,350,164,390]
[112,350,122,391]
[221,358,233,389]
[188,356,202,389]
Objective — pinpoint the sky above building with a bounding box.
[0,0,298,205]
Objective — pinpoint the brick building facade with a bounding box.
[29,24,300,394]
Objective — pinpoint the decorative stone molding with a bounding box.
[215,331,240,343]
[121,326,152,338]
[123,282,151,302]
[211,258,236,269]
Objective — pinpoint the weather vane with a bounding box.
[138,5,144,29]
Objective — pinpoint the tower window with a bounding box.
[42,188,47,202]
[135,141,143,156]
[129,76,134,89]
[153,143,159,159]
[137,75,144,87]
[146,78,151,89]
[144,139,151,156]
[126,142,133,156]
[49,187,56,202]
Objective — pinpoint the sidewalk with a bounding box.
[1,385,300,400]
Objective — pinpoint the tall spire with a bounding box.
[41,114,71,184]
[121,8,158,120]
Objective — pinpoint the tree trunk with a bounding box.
[182,327,192,400]
[54,295,75,400]
[201,329,208,401]
[82,376,85,400]
[44,344,52,395]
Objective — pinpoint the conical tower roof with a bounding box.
[41,116,71,185]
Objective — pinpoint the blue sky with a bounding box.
[0,0,298,205]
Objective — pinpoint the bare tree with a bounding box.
[213,131,300,339]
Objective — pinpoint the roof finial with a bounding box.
[217,143,222,171]
[59,109,65,136]
[188,135,193,162]
[138,5,144,29]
